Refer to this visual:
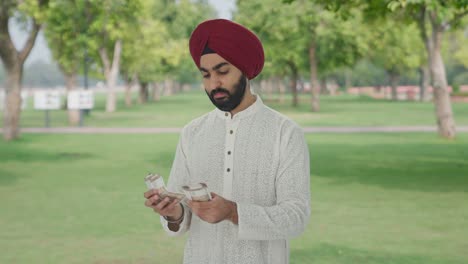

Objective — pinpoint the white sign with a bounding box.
[68,90,94,110]
[0,91,28,110]
[34,90,61,110]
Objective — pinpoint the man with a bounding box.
[144,19,310,264]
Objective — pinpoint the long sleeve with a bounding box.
[160,127,192,236]
[237,125,311,240]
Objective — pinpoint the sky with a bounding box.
[10,0,235,66]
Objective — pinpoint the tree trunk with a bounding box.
[124,81,133,107]
[0,10,41,140]
[309,41,320,112]
[3,65,23,140]
[430,31,456,138]
[279,79,285,104]
[428,13,456,139]
[164,79,173,96]
[288,62,298,107]
[389,71,399,101]
[174,82,181,94]
[64,72,80,126]
[260,79,267,97]
[267,77,273,101]
[418,8,456,138]
[345,69,352,91]
[152,82,161,102]
[320,78,327,95]
[124,73,135,107]
[139,82,149,104]
[418,64,430,102]
[99,39,122,113]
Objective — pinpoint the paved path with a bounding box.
[1,126,467,134]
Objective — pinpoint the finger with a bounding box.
[144,199,154,208]
[161,199,181,215]
[149,195,161,205]
[155,197,171,210]
[144,189,157,199]
[187,200,193,208]
[210,192,223,201]
[190,200,214,210]
[166,198,180,210]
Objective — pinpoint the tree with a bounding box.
[0,0,49,140]
[155,0,216,95]
[119,0,171,105]
[44,0,89,125]
[119,0,215,104]
[397,0,467,138]
[297,4,366,110]
[85,0,142,113]
[236,0,308,107]
[367,19,423,100]
[237,0,366,110]
[292,0,468,138]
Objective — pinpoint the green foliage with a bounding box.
[43,0,144,81]
[388,0,468,28]
[452,71,468,89]
[87,0,141,41]
[450,25,468,68]
[442,26,468,87]
[367,19,423,76]
[44,0,87,75]
[119,0,216,84]
[236,0,367,80]
[237,0,307,78]
[16,0,50,23]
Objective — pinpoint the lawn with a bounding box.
[1,133,467,263]
[4,90,468,128]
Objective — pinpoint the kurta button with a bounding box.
[230,130,233,134]
[227,168,230,172]
[228,151,231,155]
[225,113,228,117]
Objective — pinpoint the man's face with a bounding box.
[199,53,247,112]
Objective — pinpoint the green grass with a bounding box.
[1,133,467,263]
[4,90,468,128]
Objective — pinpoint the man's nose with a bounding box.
[208,75,221,90]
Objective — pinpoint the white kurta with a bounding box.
[160,95,311,264]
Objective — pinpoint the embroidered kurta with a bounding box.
[160,95,311,264]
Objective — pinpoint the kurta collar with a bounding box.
[215,94,263,120]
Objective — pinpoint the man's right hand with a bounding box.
[144,189,183,221]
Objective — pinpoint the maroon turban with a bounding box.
[189,19,265,80]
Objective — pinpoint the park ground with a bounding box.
[1,92,467,263]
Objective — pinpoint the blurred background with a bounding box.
[1,0,467,263]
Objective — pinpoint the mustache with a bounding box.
[210,88,230,97]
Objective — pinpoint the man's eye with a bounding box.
[202,75,209,79]
[218,71,228,75]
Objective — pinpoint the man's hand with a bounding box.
[144,189,183,221]
[188,192,238,224]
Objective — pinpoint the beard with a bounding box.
[205,74,247,112]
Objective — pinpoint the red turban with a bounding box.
[189,19,265,80]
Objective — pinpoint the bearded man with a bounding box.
[144,19,311,264]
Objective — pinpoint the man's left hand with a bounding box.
[188,192,238,224]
